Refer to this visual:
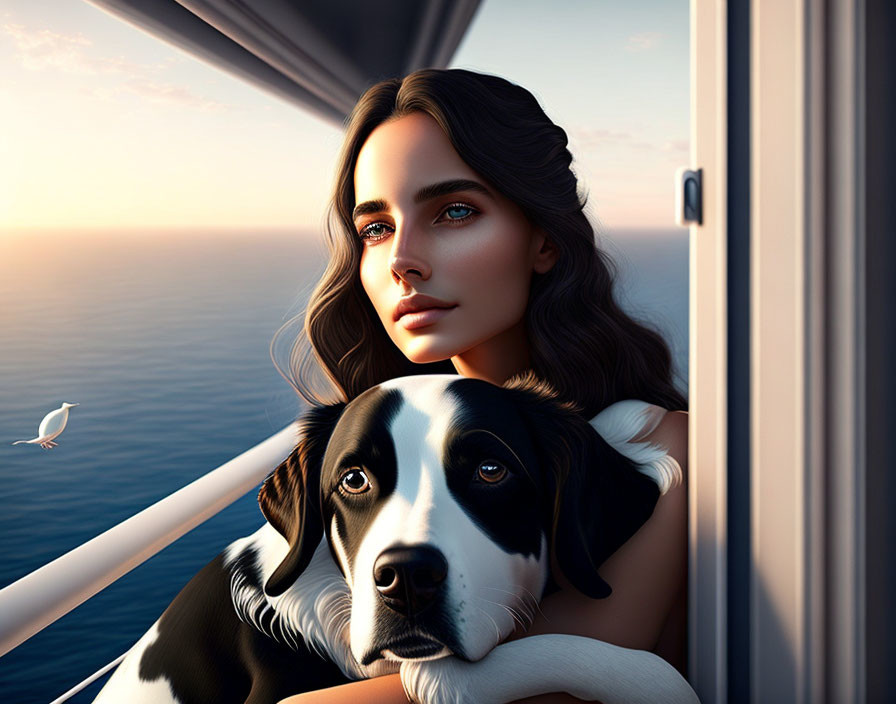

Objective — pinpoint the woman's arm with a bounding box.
[277,675,409,703]
[279,410,689,704]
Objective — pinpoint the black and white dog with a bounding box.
[95,374,698,704]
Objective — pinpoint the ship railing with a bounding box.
[0,422,299,702]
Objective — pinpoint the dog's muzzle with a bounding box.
[374,545,448,618]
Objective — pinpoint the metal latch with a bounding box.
[675,167,702,226]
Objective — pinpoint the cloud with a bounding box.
[567,127,636,150]
[1,22,228,110]
[3,22,96,74]
[121,77,227,111]
[626,32,663,52]
[567,126,688,156]
[660,139,689,154]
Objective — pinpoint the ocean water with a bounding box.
[0,227,687,703]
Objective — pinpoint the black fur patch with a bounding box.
[441,378,547,559]
[322,387,404,577]
[447,376,661,599]
[139,554,349,704]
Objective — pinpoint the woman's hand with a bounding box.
[276,674,410,703]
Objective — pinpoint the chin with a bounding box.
[395,335,466,365]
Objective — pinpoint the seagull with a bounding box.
[12,402,80,449]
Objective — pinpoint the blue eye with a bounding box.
[358,222,392,242]
[439,202,478,225]
[445,205,472,219]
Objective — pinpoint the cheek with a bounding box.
[359,248,392,318]
[447,225,534,308]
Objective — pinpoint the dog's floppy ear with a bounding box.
[505,374,661,599]
[545,416,660,598]
[258,401,346,597]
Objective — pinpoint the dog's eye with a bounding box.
[339,468,371,494]
[477,460,507,484]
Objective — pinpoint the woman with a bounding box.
[276,68,689,703]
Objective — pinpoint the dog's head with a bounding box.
[258,374,660,665]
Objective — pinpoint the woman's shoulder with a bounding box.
[642,409,688,469]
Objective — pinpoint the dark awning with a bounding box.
[87,0,482,126]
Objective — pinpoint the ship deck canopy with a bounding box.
[89,0,482,125]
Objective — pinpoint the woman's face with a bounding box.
[354,111,555,377]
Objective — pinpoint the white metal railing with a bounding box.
[48,651,128,704]
[0,422,298,658]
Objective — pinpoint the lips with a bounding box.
[393,294,457,322]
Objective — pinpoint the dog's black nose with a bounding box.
[374,546,448,617]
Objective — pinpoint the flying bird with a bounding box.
[12,402,80,449]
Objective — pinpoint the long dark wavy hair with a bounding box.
[273,68,686,418]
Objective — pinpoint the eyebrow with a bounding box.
[352,178,494,222]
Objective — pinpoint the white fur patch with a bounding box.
[222,523,393,680]
[400,634,701,704]
[589,399,682,494]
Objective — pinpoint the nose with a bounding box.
[389,224,431,284]
[374,546,448,617]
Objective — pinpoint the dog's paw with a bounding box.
[398,641,554,704]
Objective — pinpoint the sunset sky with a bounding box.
[0,0,689,233]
